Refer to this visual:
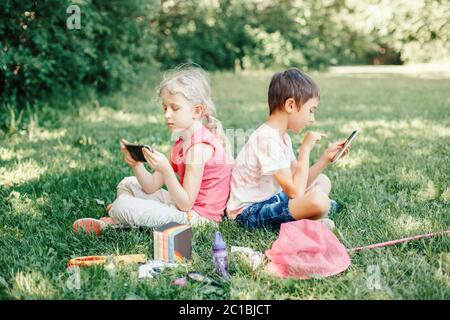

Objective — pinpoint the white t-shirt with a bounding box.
[226,123,296,219]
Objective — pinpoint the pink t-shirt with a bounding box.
[170,126,232,222]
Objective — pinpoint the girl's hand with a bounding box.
[322,139,350,163]
[143,148,172,175]
[120,138,140,168]
[301,131,327,152]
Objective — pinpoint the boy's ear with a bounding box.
[283,98,296,114]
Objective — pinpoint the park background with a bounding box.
[0,0,449,299]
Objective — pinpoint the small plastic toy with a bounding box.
[67,254,147,268]
[212,231,229,279]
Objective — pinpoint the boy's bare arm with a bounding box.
[274,144,311,198]
[294,143,311,196]
[275,131,325,198]
[306,157,329,186]
[274,168,298,198]
[306,139,349,185]
[291,158,329,187]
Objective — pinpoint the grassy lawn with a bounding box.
[0,68,449,299]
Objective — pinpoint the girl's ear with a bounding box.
[193,104,204,118]
[284,98,296,114]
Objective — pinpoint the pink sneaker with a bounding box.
[101,204,121,227]
[99,217,118,224]
[73,218,108,236]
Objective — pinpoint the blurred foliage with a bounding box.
[151,0,449,70]
[152,0,374,70]
[0,0,158,109]
[345,0,450,64]
[1,0,449,113]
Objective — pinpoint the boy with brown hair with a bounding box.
[227,68,349,230]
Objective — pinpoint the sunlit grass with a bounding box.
[83,107,162,125]
[26,128,67,143]
[0,160,47,187]
[0,68,449,299]
[9,271,57,300]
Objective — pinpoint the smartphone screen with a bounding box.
[332,130,360,163]
[124,143,152,162]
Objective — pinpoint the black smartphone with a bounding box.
[123,142,153,162]
[332,129,360,163]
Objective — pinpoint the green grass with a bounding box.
[1,68,449,299]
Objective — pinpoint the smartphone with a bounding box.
[123,142,153,162]
[332,129,360,163]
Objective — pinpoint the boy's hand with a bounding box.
[143,148,172,175]
[322,139,350,164]
[301,131,327,152]
[120,138,140,168]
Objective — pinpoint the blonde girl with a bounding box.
[73,65,233,235]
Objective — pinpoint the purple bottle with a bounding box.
[212,231,230,279]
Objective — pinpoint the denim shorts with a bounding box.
[235,191,295,230]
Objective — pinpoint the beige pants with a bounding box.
[109,176,213,228]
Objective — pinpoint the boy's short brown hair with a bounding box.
[268,68,320,114]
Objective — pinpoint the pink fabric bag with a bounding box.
[265,220,351,279]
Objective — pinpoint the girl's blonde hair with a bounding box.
[158,63,233,162]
